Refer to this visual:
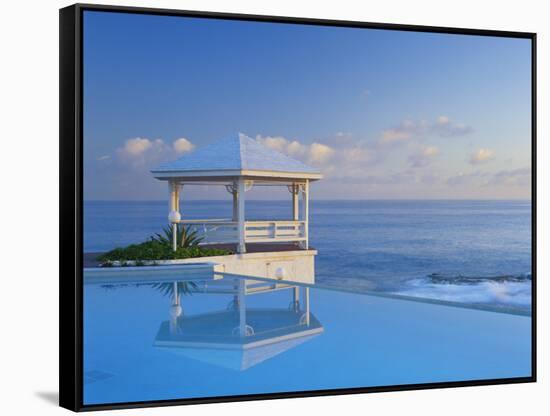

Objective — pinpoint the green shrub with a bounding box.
[97,238,231,265]
[151,225,203,248]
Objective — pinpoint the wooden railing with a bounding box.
[177,219,306,245]
[245,220,306,243]
[178,219,238,245]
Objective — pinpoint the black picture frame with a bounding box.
[59,3,537,412]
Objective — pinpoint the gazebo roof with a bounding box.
[151,132,322,181]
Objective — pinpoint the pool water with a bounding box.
[83,273,531,405]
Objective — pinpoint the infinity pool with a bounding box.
[83,271,531,405]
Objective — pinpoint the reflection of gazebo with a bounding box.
[154,310,323,371]
[154,279,324,371]
[151,133,322,253]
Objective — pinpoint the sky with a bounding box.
[83,11,532,200]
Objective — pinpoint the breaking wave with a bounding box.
[393,273,532,312]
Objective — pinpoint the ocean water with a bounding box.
[84,200,532,313]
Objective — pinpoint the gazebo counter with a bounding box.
[87,247,317,285]
[149,248,317,285]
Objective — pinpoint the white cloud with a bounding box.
[379,116,473,145]
[408,145,440,168]
[436,121,473,137]
[423,146,439,157]
[173,137,195,154]
[256,134,375,178]
[287,140,307,157]
[255,135,310,159]
[380,120,416,144]
[255,135,336,166]
[119,137,156,157]
[309,142,334,164]
[116,136,195,167]
[97,155,110,161]
[256,135,288,153]
[380,129,411,144]
[470,148,495,165]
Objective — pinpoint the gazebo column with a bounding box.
[232,184,238,221]
[237,178,246,253]
[224,182,239,221]
[304,287,310,326]
[168,180,181,252]
[169,281,182,335]
[292,286,300,311]
[238,278,247,337]
[292,183,299,221]
[302,180,309,249]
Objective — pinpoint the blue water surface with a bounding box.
[83,277,531,405]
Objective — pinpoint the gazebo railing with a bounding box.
[178,219,238,245]
[245,220,306,243]
[177,219,306,246]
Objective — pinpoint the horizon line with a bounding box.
[83,198,532,202]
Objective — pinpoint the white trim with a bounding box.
[151,168,322,181]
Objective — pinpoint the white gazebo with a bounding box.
[151,133,322,254]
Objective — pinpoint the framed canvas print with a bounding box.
[59,3,536,411]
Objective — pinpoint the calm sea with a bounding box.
[84,200,532,313]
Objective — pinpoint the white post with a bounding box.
[232,185,238,222]
[176,184,181,211]
[169,281,181,335]
[168,181,174,212]
[173,281,179,306]
[305,287,310,326]
[292,183,299,221]
[293,286,300,311]
[172,224,177,251]
[237,178,246,253]
[238,278,247,337]
[233,278,239,310]
[302,180,309,249]
[168,181,181,252]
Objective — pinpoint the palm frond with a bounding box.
[149,224,203,248]
[151,281,198,297]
